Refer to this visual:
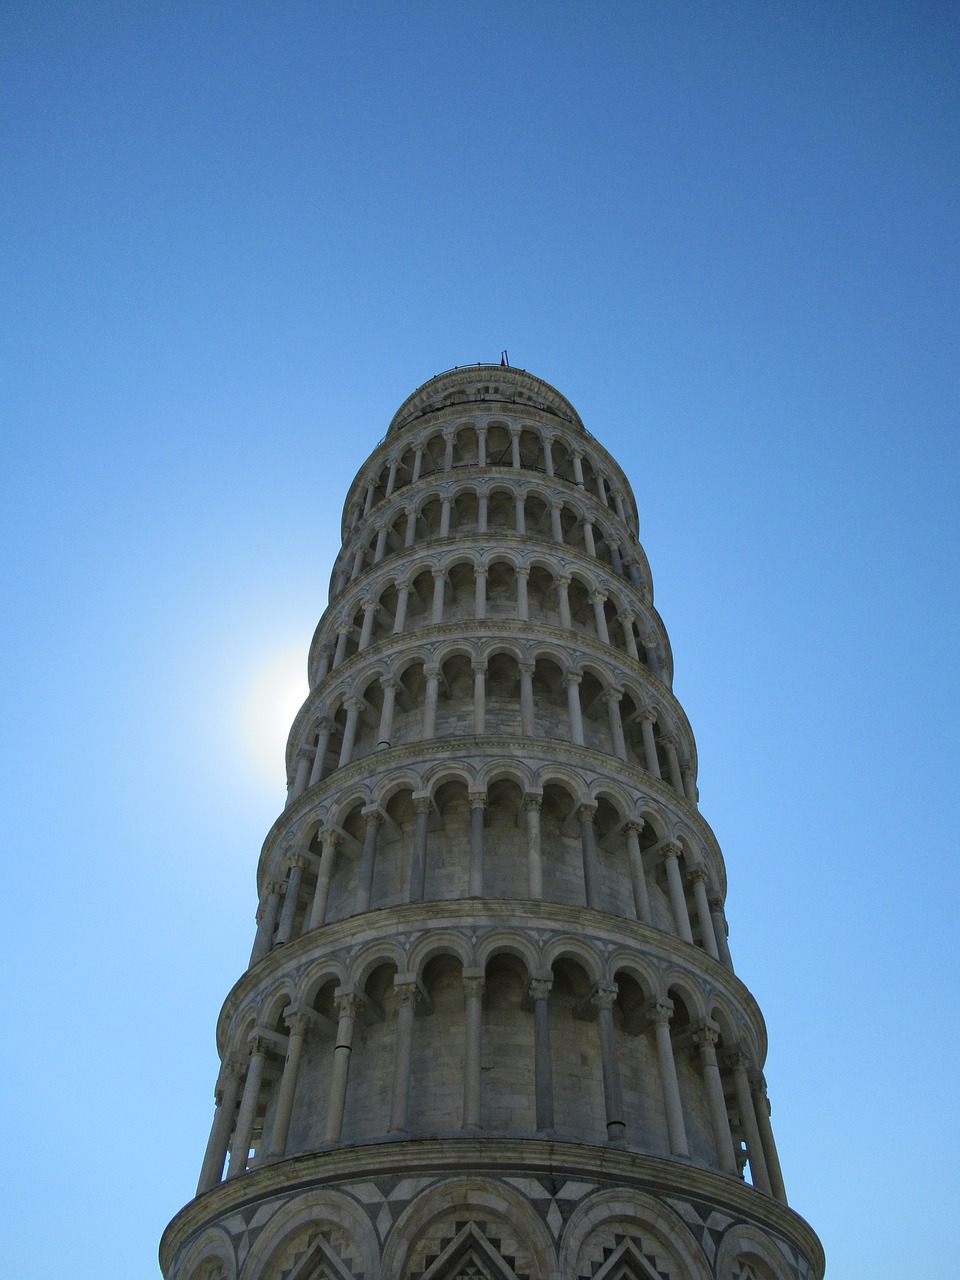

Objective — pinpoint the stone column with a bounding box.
[477,427,487,468]
[324,991,360,1143]
[624,821,652,925]
[388,979,420,1132]
[306,830,340,931]
[315,649,331,681]
[648,999,688,1156]
[468,792,486,897]
[475,565,487,619]
[376,676,398,749]
[356,809,383,913]
[268,1011,309,1158]
[604,687,627,760]
[439,497,451,537]
[250,881,283,965]
[557,575,572,629]
[287,748,313,805]
[592,982,626,1142]
[529,975,555,1134]
[332,623,351,669]
[564,671,584,746]
[592,590,610,644]
[583,519,596,557]
[197,1060,243,1194]
[351,548,365,580]
[524,793,543,899]
[542,436,555,476]
[472,661,486,735]
[643,634,662,680]
[639,710,661,777]
[613,489,626,521]
[727,1051,772,1193]
[409,796,431,902]
[227,1035,268,1177]
[609,541,623,575]
[514,494,526,535]
[572,449,585,486]
[708,891,734,970]
[750,1071,788,1204]
[443,430,454,471]
[662,842,694,942]
[578,803,601,909]
[660,734,684,792]
[338,697,362,767]
[275,855,306,945]
[596,472,608,505]
[516,566,530,621]
[693,1022,737,1173]
[627,559,643,589]
[619,610,639,660]
[689,866,720,960]
[393,578,410,633]
[385,458,398,497]
[411,445,423,482]
[462,971,485,1130]
[363,480,376,514]
[404,506,417,548]
[510,426,521,469]
[519,661,535,736]
[431,568,446,624]
[422,665,440,737]
[357,598,377,650]
[478,492,488,531]
[373,524,388,563]
[682,764,698,804]
[550,501,563,543]
[308,719,332,786]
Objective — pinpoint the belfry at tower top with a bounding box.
[387,363,586,437]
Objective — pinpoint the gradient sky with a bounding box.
[2,5,958,1277]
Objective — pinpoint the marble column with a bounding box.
[662,842,694,942]
[660,734,684,792]
[409,796,431,902]
[477,492,488,532]
[393,579,411,633]
[592,590,610,644]
[388,979,420,1132]
[529,975,555,1134]
[564,672,585,746]
[306,830,339,931]
[227,1036,268,1177]
[542,437,554,476]
[642,634,662,680]
[524,793,544,899]
[477,428,487,468]
[275,855,306,945]
[462,972,485,1130]
[648,999,689,1157]
[708,891,734,970]
[604,687,627,760]
[430,568,446,624]
[472,661,486,735]
[682,765,698,804]
[308,719,332,786]
[592,982,626,1142]
[377,676,397,749]
[639,710,661,777]
[624,821,652,925]
[550,501,564,543]
[510,427,521,469]
[338,697,362,767]
[750,1071,788,1204]
[557,575,572,629]
[404,506,417,548]
[357,598,377,650]
[197,1060,243,1194]
[373,525,388,563]
[519,661,535,736]
[439,497,451,537]
[411,445,423,482]
[332,623,351,669]
[689,866,720,960]
[268,1011,309,1158]
[356,809,383,913]
[324,991,360,1143]
[250,881,283,965]
[287,748,313,805]
[474,565,487,619]
[572,450,585,486]
[693,1023,737,1174]
[583,519,596,557]
[514,494,526,535]
[468,792,486,897]
[619,610,639,660]
[443,431,454,471]
[516,566,529,621]
[422,665,440,737]
[384,458,398,496]
[578,803,601,909]
[727,1051,771,1193]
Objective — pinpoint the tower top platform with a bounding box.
[387,363,585,436]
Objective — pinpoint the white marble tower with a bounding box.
[161,366,824,1280]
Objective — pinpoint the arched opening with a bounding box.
[341,961,398,1141]
[435,654,473,737]
[550,957,605,1141]
[408,954,465,1134]
[484,776,526,899]
[429,779,471,901]
[540,782,583,906]
[612,969,668,1153]
[481,953,535,1132]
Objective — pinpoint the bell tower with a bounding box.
[161,366,823,1280]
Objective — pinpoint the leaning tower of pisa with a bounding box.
[160,366,824,1280]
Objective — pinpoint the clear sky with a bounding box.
[2,4,958,1277]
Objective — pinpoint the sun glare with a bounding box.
[240,645,309,785]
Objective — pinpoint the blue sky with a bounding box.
[2,4,958,1276]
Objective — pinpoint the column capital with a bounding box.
[687,864,709,886]
[361,807,384,830]
[471,660,488,676]
[335,620,353,637]
[590,981,619,1011]
[577,802,598,821]
[638,707,657,723]
[343,694,364,712]
[285,853,308,873]
[248,1033,270,1057]
[284,1009,310,1037]
[602,685,624,704]
[361,596,377,611]
[642,632,658,649]
[692,1019,721,1051]
[523,792,543,812]
[646,997,674,1027]
[623,818,645,836]
[724,1047,751,1074]
[474,563,489,577]
[424,663,440,679]
[707,890,726,913]
[431,566,446,580]
[591,588,608,603]
[402,502,417,516]
[393,979,421,1010]
[265,879,284,898]
[661,840,682,860]
[550,499,564,512]
[562,670,582,688]
[441,426,455,439]
[748,1070,769,1100]
[414,795,433,815]
[528,976,553,1002]
[556,573,571,587]
[295,745,315,764]
[334,989,361,1020]
[508,423,522,437]
[380,674,399,692]
[462,975,486,1001]
[320,827,342,850]
[515,564,530,578]
[468,791,488,810]
[519,660,535,676]
[618,608,636,623]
